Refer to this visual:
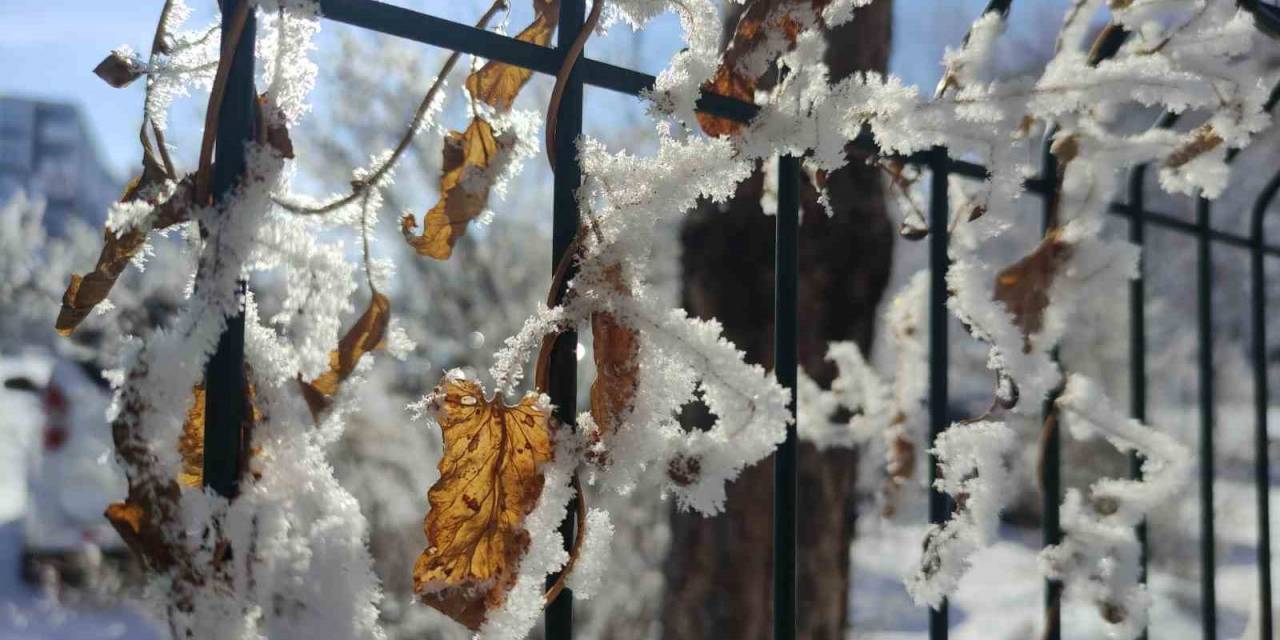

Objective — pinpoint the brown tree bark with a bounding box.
[660,3,894,639]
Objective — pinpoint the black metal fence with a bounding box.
[201,1,1280,639]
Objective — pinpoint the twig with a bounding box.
[142,0,179,178]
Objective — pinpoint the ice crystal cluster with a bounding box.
[81,0,1276,638]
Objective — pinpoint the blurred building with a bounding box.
[0,96,120,236]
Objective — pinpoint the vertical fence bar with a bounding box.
[545,0,584,637]
[1196,195,1217,640]
[1039,132,1063,640]
[1250,172,1280,640]
[1126,166,1150,640]
[203,0,257,499]
[773,155,800,640]
[927,147,950,640]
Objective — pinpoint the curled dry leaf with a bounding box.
[94,50,144,88]
[696,0,831,136]
[403,0,551,262]
[257,94,295,159]
[465,0,559,111]
[414,374,555,630]
[56,170,194,336]
[1164,123,1222,170]
[175,376,262,488]
[178,385,208,488]
[991,227,1071,351]
[587,265,639,463]
[402,117,512,260]
[298,291,391,422]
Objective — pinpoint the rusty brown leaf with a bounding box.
[588,265,639,453]
[696,0,832,136]
[991,228,1072,351]
[298,291,391,421]
[94,50,143,88]
[402,117,510,260]
[695,65,757,137]
[414,375,554,630]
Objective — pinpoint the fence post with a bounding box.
[773,155,800,640]
[545,0,585,637]
[1196,194,1217,640]
[1126,164,1150,640]
[927,147,950,640]
[202,0,257,499]
[1039,131,1063,640]
[1249,173,1280,640]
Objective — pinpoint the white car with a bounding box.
[1,353,130,586]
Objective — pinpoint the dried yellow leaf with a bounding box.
[175,376,261,488]
[465,6,557,111]
[298,291,391,421]
[402,117,509,260]
[178,385,207,488]
[414,374,554,630]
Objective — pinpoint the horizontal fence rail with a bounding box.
[198,1,1280,639]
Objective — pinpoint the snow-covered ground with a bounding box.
[850,480,1278,640]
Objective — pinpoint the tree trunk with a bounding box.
[661,3,894,639]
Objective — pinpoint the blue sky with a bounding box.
[0,0,1069,178]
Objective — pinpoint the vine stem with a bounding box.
[545,0,603,170]
[542,473,588,605]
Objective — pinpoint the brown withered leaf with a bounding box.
[696,0,832,136]
[414,375,554,630]
[465,1,558,111]
[992,228,1072,351]
[56,173,194,336]
[298,291,391,421]
[588,265,639,452]
[256,95,295,159]
[402,117,509,260]
[1165,124,1222,170]
[94,50,143,88]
